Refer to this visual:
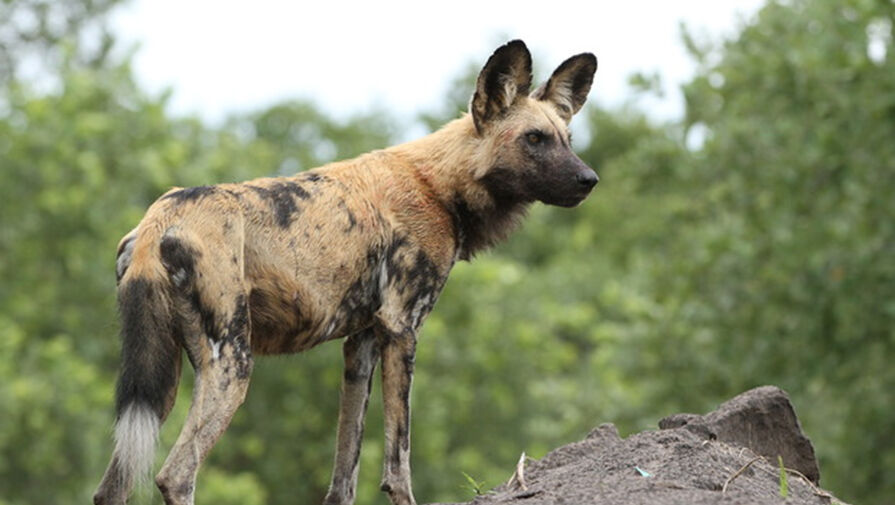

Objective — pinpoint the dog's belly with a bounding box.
[247,286,378,355]
[244,239,386,355]
[247,284,317,355]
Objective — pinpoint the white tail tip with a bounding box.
[113,403,159,489]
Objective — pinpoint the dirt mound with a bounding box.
[432,386,848,505]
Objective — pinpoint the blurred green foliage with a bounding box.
[1,0,893,504]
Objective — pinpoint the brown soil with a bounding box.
[432,387,849,505]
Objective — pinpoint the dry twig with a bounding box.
[725,454,835,500]
[722,456,763,493]
[748,459,834,499]
[506,452,528,491]
[782,467,833,499]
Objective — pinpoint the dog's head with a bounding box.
[470,40,598,208]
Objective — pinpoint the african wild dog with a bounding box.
[94,40,598,505]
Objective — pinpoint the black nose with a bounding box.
[576,170,599,189]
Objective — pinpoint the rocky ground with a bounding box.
[432,386,849,505]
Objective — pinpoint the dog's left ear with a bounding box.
[532,53,597,123]
[470,40,533,134]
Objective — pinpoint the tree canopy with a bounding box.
[0,0,892,504]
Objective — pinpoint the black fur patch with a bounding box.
[230,332,252,379]
[162,185,217,203]
[399,334,415,456]
[115,278,181,417]
[225,294,252,379]
[393,364,413,461]
[190,290,220,343]
[402,350,415,372]
[343,367,361,383]
[225,294,249,342]
[449,191,528,261]
[248,181,311,228]
[329,250,385,342]
[160,236,224,344]
[346,209,357,231]
[301,172,325,183]
[381,237,444,327]
[480,166,530,205]
[247,286,309,354]
[159,235,198,286]
[403,251,439,313]
[343,332,379,384]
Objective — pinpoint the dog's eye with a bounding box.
[526,132,543,145]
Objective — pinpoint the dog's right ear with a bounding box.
[531,52,597,123]
[470,40,533,134]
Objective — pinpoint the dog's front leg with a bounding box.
[324,330,380,505]
[378,326,418,505]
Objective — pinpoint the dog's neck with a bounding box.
[388,115,529,260]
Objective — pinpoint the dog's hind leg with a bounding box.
[153,220,253,505]
[323,329,381,505]
[154,328,252,505]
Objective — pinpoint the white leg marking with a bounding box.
[210,338,222,360]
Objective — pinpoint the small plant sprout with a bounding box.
[778,455,789,498]
[461,471,486,496]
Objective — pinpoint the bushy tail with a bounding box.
[110,274,182,489]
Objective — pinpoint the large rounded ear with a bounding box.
[531,53,597,123]
[470,40,533,134]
